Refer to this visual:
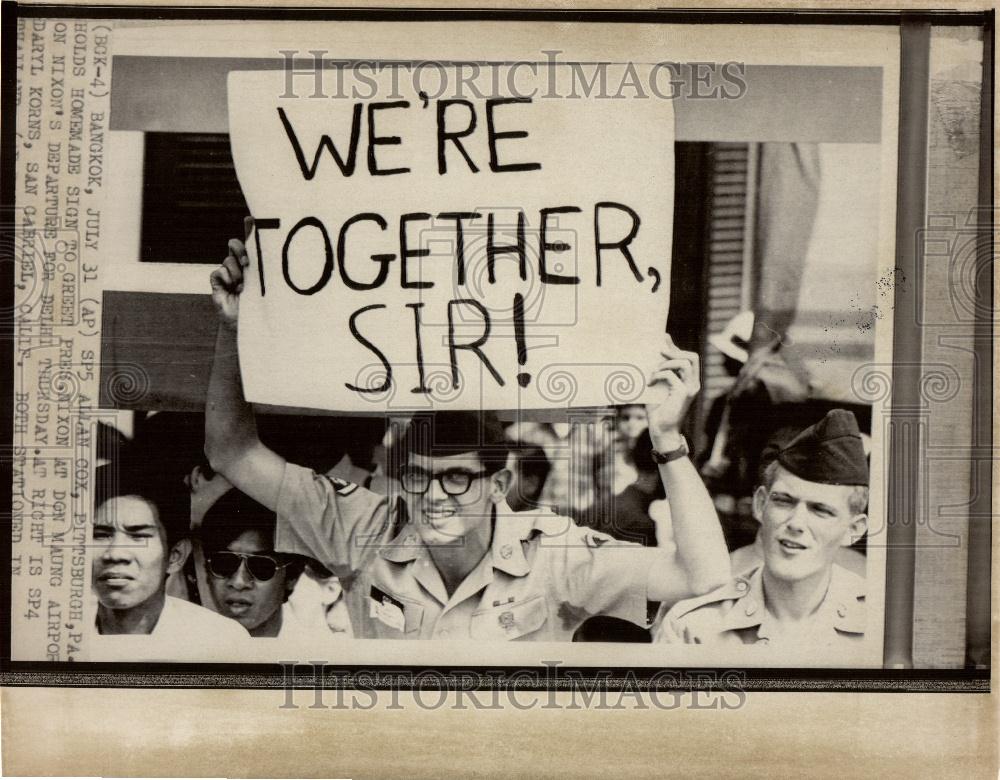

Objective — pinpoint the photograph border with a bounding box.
[0,1,993,694]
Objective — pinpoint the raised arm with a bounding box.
[205,228,285,511]
[644,336,731,604]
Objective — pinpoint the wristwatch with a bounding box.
[651,435,689,464]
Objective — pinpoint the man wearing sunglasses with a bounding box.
[205,234,731,640]
[200,488,307,638]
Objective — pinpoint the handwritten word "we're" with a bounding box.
[277,96,541,179]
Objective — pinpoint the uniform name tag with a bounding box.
[369,586,406,632]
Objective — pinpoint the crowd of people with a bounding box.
[89,236,872,659]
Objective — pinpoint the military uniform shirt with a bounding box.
[652,563,866,653]
[274,462,662,640]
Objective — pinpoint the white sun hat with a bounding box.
[708,310,755,363]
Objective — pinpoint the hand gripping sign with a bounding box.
[227,66,674,412]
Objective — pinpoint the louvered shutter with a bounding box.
[702,142,754,403]
[140,132,248,263]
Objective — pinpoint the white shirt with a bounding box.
[275,602,349,645]
[91,595,250,662]
[285,571,353,637]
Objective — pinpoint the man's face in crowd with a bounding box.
[207,528,289,632]
[402,452,509,548]
[754,465,867,584]
[617,405,648,442]
[92,495,175,611]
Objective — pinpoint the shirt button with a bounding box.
[756,637,769,645]
[735,579,749,593]
[744,601,757,617]
[837,605,848,618]
[499,544,513,560]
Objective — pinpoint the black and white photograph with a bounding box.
[2,5,994,777]
[78,20,900,666]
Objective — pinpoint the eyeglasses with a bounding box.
[400,467,490,497]
[206,551,289,582]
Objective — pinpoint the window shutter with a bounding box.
[141,133,248,263]
[702,142,754,403]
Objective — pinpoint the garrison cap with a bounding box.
[777,409,868,486]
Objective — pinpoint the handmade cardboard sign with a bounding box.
[227,66,674,411]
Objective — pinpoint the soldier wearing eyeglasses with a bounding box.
[200,488,307,638]
[204,234,731,641]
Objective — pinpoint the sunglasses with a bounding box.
[206,551,290,582]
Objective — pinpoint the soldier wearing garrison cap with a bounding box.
[653,409,870,655]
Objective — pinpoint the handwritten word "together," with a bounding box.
[250,204,655,297]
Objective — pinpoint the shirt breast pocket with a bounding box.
[470,595,549,641]
[367,587,424,639]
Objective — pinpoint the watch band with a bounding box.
[651,435,689,464]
